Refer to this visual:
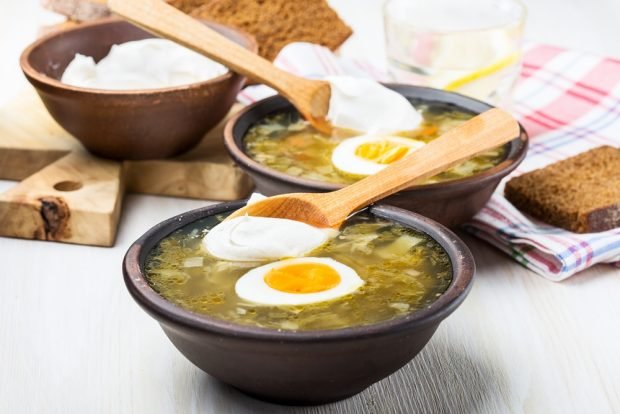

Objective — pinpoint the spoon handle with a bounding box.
[107,0,322,109]
[326,108,521,216]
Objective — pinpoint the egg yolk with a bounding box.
[264,263,341,294]
[355,141,410,164]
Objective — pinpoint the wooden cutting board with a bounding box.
[0,89,253,246]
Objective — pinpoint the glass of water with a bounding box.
[384,0,526,105]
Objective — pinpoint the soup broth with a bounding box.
[145,212,453,331]
[244,103,506,185]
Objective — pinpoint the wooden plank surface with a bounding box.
[0,150,123,246]
[0,92,251,246]
[124,104,252,201]
[1,1,619,413]
[0,91,253,200]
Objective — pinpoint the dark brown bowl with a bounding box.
[20,18,257,160]
[224,86,529,227]
[123,200,475,405]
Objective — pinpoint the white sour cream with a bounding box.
[326,76,423,133]
[203,215,337,262]
[61,39,228,90]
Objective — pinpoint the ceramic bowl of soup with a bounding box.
[20,18,256,160]
[224,85,528,227]
[123,200,474,405]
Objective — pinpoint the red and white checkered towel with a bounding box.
[239,42,620,281]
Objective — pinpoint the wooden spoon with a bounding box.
[228,108,520,228]
[107,0,332,132]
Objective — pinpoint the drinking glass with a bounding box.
[384,0,526,105]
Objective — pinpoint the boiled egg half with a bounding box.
[331,135,425,176]
[235,257,364,306]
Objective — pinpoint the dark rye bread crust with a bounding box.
[169,0,352,61]
[505,146,620,233]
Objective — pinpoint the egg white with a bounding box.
[235,257,364,306]
[331,135,426,176]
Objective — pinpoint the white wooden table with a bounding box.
[1,1,619,413]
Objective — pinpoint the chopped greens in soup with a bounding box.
[145,212,453,331]
[244,103,506,185]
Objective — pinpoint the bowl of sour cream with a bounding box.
[20,18,257,160]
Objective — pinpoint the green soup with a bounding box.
[145,212,453,331]
[244,103,506,185]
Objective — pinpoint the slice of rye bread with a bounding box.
[505,146,620,233]
[168,0,353,61]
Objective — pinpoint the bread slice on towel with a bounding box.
[505,146,620,233]
[169,0,353,61]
